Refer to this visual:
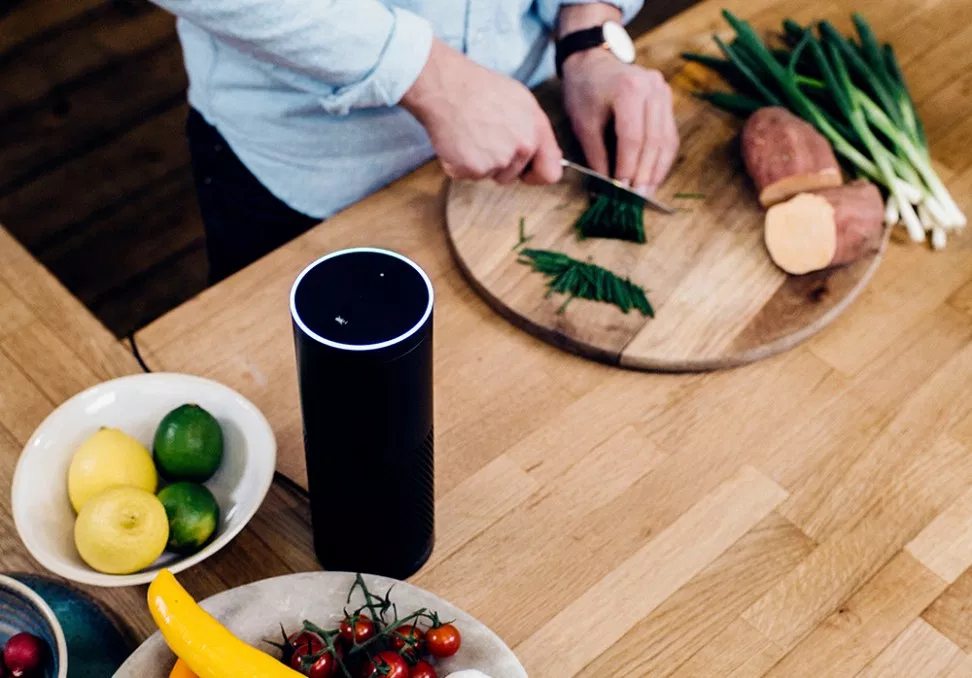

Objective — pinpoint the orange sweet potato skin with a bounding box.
[812,180,885,267]
[742,107,842,207]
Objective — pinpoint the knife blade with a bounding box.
[561,159,676,214]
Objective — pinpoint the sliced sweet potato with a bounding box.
[742,107,843,207]
[765,180,885,275]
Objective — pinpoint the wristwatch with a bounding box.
[555,20,636,77]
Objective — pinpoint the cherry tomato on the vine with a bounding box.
[409,660,437,678]
[287,631,324,670]
[340,614,376,645]
[359,651,408,678]
[425,624,461,658]
[389,624,425,660]
[306,651,339,678]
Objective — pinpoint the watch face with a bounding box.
[603,21,636,64]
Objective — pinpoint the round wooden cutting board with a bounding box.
[446,96,887,371]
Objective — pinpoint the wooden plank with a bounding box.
[906,20,972,109]
[0,40,187,193]
[0,0,107,52]
[758,299,971,490]
[0,104,190,250]
[954,407,972,453]
[940,654,972,678]
[670,618,785,678]
[414,423,670,620]
[241,482,319,575]
[1,321,101,405]
[0,228,138,378]
[924,568,972,653]
[577,513,814,677]
[643,349,833,463]
[0,424,54,574]
[949,278,972,318]
[0,350,54,447]
[0,279,32,340]
[764,551,947,677]
[92,242,208,338]
[782,341,972,541]
[808,244,972,376]
[42,173,201,303]
[934,114,972,177]
[764,304,971,492]
[743,434,972,652]
[0,1,175,118]
[505,374,697,485]
[907,486,972,583]
[424,351,827,649]
[857,619,965,678]
[844,304,972,417]
[514,466,787,677]
[429,455,540,570]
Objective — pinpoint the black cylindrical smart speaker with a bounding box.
[291,248,434,579]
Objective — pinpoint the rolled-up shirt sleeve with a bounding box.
[150,0,434,114]
[536,0,644,28]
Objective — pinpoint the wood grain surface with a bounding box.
[132,0,972,673]
[0,0,970,674]
[446,90,887,370]
[132,0,972,672]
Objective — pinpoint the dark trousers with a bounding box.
[186,109,319,284]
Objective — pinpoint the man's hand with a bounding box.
[402,39,563,186]
[559,4,679,195]
[563,50,679,195]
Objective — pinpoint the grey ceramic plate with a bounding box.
[116,572,526,678]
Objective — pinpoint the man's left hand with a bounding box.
[562,49,680,196]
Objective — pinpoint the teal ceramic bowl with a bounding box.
[0,574,68,678]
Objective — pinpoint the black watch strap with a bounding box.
[555,26,605,78]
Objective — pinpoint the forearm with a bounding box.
[151,0,433,112]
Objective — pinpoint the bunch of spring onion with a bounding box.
[684,11,966,249]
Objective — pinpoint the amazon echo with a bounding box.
[291,248,434,579]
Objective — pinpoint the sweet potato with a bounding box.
[742,107,843,207]
[764,180,885,275]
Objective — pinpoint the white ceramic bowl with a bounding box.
[11,373,277,587]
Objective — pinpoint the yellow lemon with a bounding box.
[68,427,157,513]
[74,487,169,574]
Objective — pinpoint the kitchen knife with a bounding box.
[560,159,676,214]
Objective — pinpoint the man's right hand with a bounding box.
[402,39,563,186]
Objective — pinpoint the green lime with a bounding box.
[157,482,220,553]
[153,404,223,482]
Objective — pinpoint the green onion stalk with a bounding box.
[683,11,966,249]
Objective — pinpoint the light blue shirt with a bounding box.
[154,0,643,218]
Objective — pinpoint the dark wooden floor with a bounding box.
[0,0,697,338]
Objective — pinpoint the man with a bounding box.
[150,0,680,281]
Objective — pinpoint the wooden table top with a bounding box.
[1,0,972,674]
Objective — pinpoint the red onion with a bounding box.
[3,633,46,677]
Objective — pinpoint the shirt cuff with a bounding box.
[318,7,434,116]
[538,0,644,28]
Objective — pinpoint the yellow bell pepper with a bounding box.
[148,569,303,678]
